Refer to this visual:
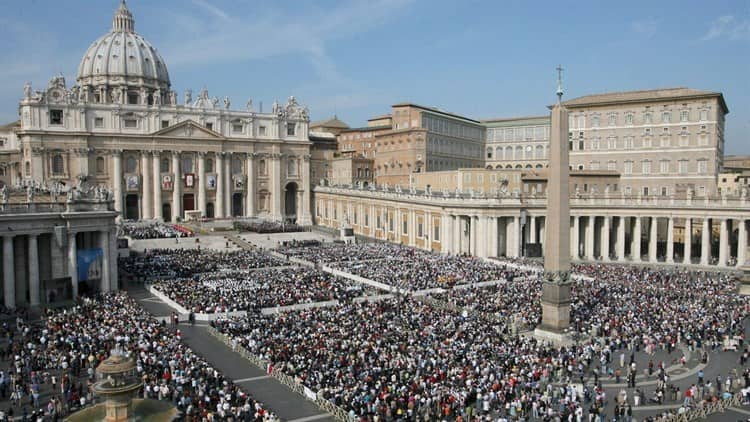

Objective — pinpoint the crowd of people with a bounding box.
[152,267,374,313]
[119,249,284,281]
[235,221,306,234]
[0,293,277,420]
[121,222,192,239]
[211,261,749,421]
[278,242,432,264]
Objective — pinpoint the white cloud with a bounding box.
[701,15,750,41]
[631,17,658,38]
[191,0,230,21]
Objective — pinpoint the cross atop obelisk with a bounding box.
[534,66,573,342]
[556,65,564,103]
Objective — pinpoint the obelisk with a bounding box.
[535,66,572,341]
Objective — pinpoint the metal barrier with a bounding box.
[206,326,355,421]
[671,392,743,421]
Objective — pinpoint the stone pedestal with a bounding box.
[539,282,571,332]
[740,266,750,296]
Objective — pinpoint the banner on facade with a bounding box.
[162,175,173,190]
[184,173,195,188]
[207,174,217,190]
[126,175,139,190]
[77,248,103,281]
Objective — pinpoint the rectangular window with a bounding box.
[123,119,138,128]
[661,187,668,196]
[642,160,651,175]
[50,109,63,125]
[699,135,708,146]
[607,161,616,171]
[128,93,139,105]
[660,160,669,174]
[624,161,633,175]
[608,114,616,126]
[417,220,423,238]
[643,187,649,196]
[206,122,213,130]
[662,112,670,123]
[644,113,652,124]
[287,123,296,136]
[161,120,169,129]
[232,124,243,133]
[402,219,408,235]
[678,160,688,174]
[680,136,689,147]
[259,126,266,136]
[625,114,633,125]
[680,110,689,122]
[434,224,440,241]
[365,214,369,227]
[697,160,708,174]
[94,117,104,128]
[660,137,670,147]
[700,110,708,121]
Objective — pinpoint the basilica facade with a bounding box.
[15,1,312,224]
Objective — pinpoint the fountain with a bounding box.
[66,347,177,421]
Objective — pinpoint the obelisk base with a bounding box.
[534,280,573,346]
[739,266,750,296]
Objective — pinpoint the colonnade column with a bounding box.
[616,217,626,262]
[198,153,207,217]
[28,234,40,306]
[172,151,182,221]
[215,152,225,219]
[571,216,579,260]
[666,217,674,264]
[152,151,162,220]
[477,216,487,258]
[112,150,123,217]
[108,228,118,291]
[529,216,537,244]
[441,214,451,254]
[489,217,498,257]
[585,216,595,260]
[225,153,232,218]
[632,217,641,262]
[700,218,710,266]
[408,210,416,247]
[141,152,152,219]
[683,218,692,265]
[453,215,462,254]
[99,230,110,294]
[3,236,15,309]
[509,216,519,258]
[601,216,611,261]
[68,232,78,299]
[246,153,256,218]
[648,217,658,263]
[737,219,747,267]
[718,218,728,267]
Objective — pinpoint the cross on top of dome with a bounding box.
[113,0,135,33]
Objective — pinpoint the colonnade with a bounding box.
[1,229,117,309]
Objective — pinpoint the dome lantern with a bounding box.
[112,0,135,33]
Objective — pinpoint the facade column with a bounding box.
[601,216,611,261]
[585,216,595,260]
[509,216,519,258]
[529,216,537,243]
[271,153,283,221]
[489,217,498,257]
[225,153,233,218]
[683,218,692,265]
[370,205,375,237]
[172,151,182,221]
[108,228,118,291]
[152,151,162,220]
[737,219,747,267]
[28,234,40,306]
[649,217,658,263]
[408,210,416,247]
[112,150,123,217]
[718,218,728,267]
[616,217,626,262]
[571,216,580,259]
[666,217,675,263]
[700,218,710,266]
[441,214,451,254]
[300,155,312,224]
[246,153,256,218]
[477,216,487,258]
[68,232,78,299]
[632,217,642,262]
[215,152,225,219]
[2,236,15,309]
[99,231,110,293]
[141,152,152,219]
[198,152,207,217]
[470,216,477,256]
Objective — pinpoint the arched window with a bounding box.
[160,158,170,173]
[126,156,137,173]
[96,157,105,174]
[206,159,214,173]
[515,146,523,160]
[52,154,64,175]
[486,147,493,159]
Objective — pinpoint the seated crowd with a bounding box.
[278,242,432,264]
[121,222,190,239]
[235,221,305,234]
[1,293,277,420]
[152,268,374,313]
[119,249,284,281]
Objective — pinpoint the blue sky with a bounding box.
[1,0,748,153]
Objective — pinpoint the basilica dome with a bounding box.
[76,1,171,99]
